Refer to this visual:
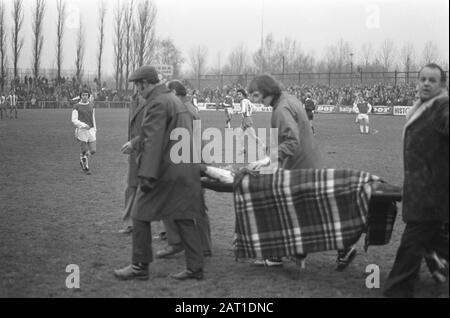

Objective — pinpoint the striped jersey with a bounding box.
[241,98,254,117]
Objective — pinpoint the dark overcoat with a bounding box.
[131,84,203,222]
[271,92,323,169]
[402,93,449,223]
[127,95,147,188]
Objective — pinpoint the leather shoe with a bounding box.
[170,269,203,280]
[114,264,149,281]
[156,245,184,258]
[118,226,133,234]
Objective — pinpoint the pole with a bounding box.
[350,53,354,87]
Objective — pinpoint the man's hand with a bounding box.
[248,157,271,170]
[139,177,155,193]
[120,141,133,155]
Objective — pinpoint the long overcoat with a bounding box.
[131,84,203,222]
[402,93,449,223]
[271,92,323,170]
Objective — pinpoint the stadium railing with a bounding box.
[17,101,132,109]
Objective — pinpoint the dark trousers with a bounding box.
[383,222,449,298]
[132,218,204,271]
[163,215,212,254]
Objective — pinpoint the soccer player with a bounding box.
[236,88,266,158]
[0,92,5,120]
[71,89,97,175]
[304,93,316,135]
[353,96,372,134]
[223,90,234,128]
[6,89,18,119]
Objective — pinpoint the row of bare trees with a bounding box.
[187,35,448,80]
[0,0,446,92]
[0,0,186,93]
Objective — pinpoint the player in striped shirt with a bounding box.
[6,90,18,119]
[0,93,5,120]
[71,89,97,175]
[236,89,266,159]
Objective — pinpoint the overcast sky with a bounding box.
[3,0,449,77]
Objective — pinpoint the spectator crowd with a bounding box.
[192,82,420,106]
[2,75,425,108]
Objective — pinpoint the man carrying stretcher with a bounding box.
[245,74,357,269]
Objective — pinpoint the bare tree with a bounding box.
[154,37,184,78]
[55,0,66,84]
[253,34,277,73]
[11,0,24,81]
[113,0,124,90]
[324,44,338,72]
[32,0,46,81]
[97,0,107,90]
[189,44,208,88]
[378,39,396,71]
[122,0,133,92]
[75,14,85,85]
[135,0,157,66]
[130,21,139,71]
[224,43,250,74]
[360,43,373,68]
[336,38,352,72]
[399,42,416,72]
[422,41,439,65]
[0,1,7,90]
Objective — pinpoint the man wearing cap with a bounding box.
[154,80,212,259]
[114,66,206,281]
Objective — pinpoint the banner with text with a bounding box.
[373,106,393,115]
[316,105,338,113]
[393,106,412,116]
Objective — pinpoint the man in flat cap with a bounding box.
[114,66,206,280]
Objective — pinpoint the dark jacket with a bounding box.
[126,95,147,188]
[402,94,449,223]
[131,84,203,222]
[271,92,323,170]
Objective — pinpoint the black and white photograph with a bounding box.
[0,0,448,301]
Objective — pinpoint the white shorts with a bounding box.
[356,114,369,123]
[75,127,97,142]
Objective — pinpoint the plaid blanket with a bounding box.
[233,168,397,259]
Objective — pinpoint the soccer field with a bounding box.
[0,109,448,298]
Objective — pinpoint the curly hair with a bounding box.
[247,74,282,100]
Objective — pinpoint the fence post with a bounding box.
[244,73,248,87]
[360,70,363,84]
[328,71,331,86]
[394,70,398,87]
[220,74,224,92]
[298,72,301,86]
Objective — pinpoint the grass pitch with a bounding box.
[0,109,448,298]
